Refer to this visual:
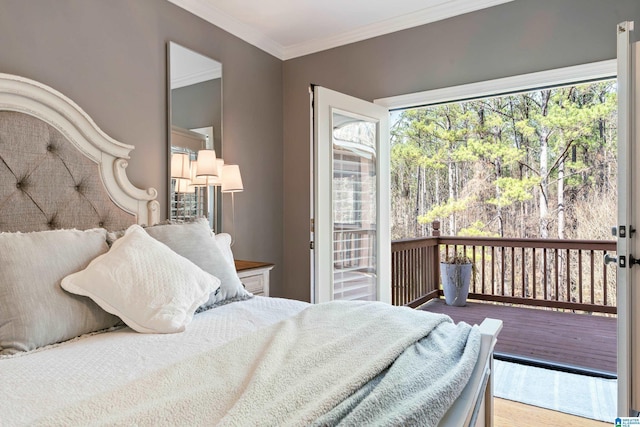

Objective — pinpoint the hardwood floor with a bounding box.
[495,398,610,427]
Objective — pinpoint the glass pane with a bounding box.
[332,111,377,301]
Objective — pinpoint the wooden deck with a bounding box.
[419,298,617,377]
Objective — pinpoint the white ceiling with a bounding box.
[168,0,513,60]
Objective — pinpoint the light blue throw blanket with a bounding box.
[38,300,480,427]
[313,308,481,426]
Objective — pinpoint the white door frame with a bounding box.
[617,20,638,417]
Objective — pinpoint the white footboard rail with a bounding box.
[439,318,503,427]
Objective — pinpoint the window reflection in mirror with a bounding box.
[168,42,222,231]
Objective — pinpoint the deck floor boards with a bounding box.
[419,298,617,375]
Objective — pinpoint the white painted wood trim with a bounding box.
[632,38,640,416]
[0,73,160,226]
[168,0,513,61]
[617,20,636,417]
[375,60,617,109]
[282,0,514,60]
[166,0,283,59]
[237,265,273,297]
[313,86,332,304]
[438,318,502,427]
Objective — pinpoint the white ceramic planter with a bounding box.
[440,263,472,306]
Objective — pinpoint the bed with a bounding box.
[0,73,502,426]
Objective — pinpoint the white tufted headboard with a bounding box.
[0,73,159,232]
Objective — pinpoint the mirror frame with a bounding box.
[166,41,223,231]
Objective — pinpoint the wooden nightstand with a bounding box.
[235,260,274,297]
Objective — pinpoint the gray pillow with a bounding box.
[0,228,120,355]
[144,218,251,308]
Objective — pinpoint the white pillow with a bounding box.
[61,225,220,334]
[144,220,250,308]
[215,233,235,266]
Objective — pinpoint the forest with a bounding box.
[390,80,618,242]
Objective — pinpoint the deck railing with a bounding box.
[391,237,441,308]
[392,235,617,314]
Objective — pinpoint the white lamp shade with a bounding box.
[174,178,195,193]
[190,162,220,187]
[170,153,191,180]
[196,149,218,177]
[206,159,225,186]
[222,164,243,193]
[215,159,225,182]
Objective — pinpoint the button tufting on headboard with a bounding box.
[0,111,136,232]
[0,73,160,230]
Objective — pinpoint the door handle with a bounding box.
[604,253,640,268]
[611,225,636,238]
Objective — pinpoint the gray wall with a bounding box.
[0,0,285,291]
[2,0,639,301]
[172,78,222,153]
[282,0,640,302]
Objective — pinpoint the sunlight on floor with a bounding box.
[495,398,611,427]
[494,360,616,422]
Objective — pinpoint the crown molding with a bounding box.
[282,0,514,60]
[168,0,514,61]
[167,0,284,58]
[171,66,222,89]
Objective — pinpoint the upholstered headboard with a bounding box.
[0,74,159,232]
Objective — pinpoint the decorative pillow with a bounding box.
[61,225,220,334]
[0,228,119,355]
[144,218,250,309]
[215,233,235,266]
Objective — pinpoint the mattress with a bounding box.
[0,296,309,425]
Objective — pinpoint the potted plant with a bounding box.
[440,253,475,306]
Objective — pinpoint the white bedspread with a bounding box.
[0,296,309,426]
[1,297,479,427]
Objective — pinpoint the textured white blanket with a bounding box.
[36,300,479,426]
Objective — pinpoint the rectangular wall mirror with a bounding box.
[167,41,223,231]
